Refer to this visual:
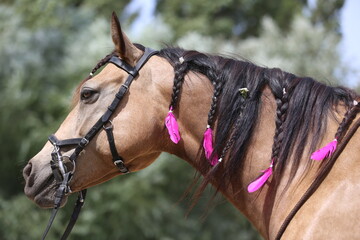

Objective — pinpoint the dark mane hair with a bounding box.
[77,45,359,195]
[158,46,359,193]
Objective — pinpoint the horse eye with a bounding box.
[80,88,98,102]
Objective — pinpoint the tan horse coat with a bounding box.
[23,14,360,239]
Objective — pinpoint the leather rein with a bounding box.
[41,48,158,240]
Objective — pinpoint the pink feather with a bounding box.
[203,127,214,159]
[203,127,219,166]
[247,164,273,193]
[311,139,337,161]
[165,109,181,144]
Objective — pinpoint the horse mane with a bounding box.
[157,46,359,194]
[74,45,358,195]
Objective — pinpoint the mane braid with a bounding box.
[207,77,223,126]
[169,58,189,109]
[310,99,360,165]
[334,101,360,141]
[90,53,115,76]
[263,68,294,190]
[220,104,246,159]
[158,47,359,200]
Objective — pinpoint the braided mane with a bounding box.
[76,45,359,193]
[158,46,359,192]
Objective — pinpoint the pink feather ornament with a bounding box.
[311,139,337,161]
[247,162,273,193]
[203,126,219,166]
[203,126,214,158]
[165,107,181,144]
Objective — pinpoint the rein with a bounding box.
[41,47,158,240]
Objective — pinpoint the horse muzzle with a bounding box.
[23,159,68,208]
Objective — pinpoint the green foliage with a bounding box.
[0,0,350,239]
[62,0,131,20]
[0,2,127,197]
[0,5,67,196]
[156,0,305,39]
[310,0,345,34]
[155,0,346,41]
[1,0,130,29]
[176,15,347,85]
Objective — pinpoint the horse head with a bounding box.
[22,13,195,208]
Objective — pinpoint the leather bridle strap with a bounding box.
[60,189,87,240]
[42,47,159,240]
[69,47,159,164]
[41,189,87,240]
[103,121,128,173]
[41,172,71,240]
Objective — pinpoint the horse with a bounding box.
[23,12,360,239]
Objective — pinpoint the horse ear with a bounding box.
[111,12,142,66]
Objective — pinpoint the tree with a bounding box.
[0,0,132,197]
[0,0,352,239]
[310,0,345,34]
[176,15,346,85]
[155,0,305,39]
[155,0,345,40]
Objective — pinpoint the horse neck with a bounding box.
[163,70,280,235]
[165,71,214,162]
[163,71,351,238]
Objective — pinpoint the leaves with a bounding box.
[0,0,349,239]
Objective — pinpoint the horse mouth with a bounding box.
[23,164,68,208]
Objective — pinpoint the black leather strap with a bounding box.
[60,189,87,240]
[43,47,158,240]
[49,134,82,147]
[103,122,129,174]
[70,48,158,162]
[41,173,70,240]
[109,56,136,76]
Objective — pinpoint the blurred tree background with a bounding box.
[0,0,356,239]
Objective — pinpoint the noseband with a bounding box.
[42,48,158,240]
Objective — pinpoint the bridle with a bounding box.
[41,47,159,240]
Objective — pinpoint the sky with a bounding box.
[125,0,360,86]
[340,0,360,86]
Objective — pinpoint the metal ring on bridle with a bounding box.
[103,120,113,130]
[60,155,76,174]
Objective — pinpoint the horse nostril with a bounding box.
[23,162,32,179]
[23,162,36,188]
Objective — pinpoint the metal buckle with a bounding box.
[113,159,129,173]
[79,138,89,147]
[113,159,124,166]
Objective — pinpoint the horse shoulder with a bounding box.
[282,127,360,240]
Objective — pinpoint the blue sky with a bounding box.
[126,0,360,85]
[340,0,360,85]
